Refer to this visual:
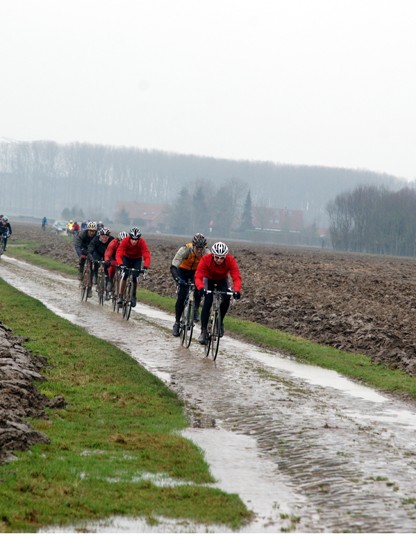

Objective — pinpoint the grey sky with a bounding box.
[1,0,416,180]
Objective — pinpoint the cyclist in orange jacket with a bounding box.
[170,233,210,336]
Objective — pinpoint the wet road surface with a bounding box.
[2,256,416,533]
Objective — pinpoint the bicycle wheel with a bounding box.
[97,271,105,305]
[80,268,89,301]
[183,301,195,348]
[112,276,118,311]
[210,309,221,361]
[123,280,132,320]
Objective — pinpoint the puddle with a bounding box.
[2,256,416,533]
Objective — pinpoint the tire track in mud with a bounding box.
[2,256,416,533]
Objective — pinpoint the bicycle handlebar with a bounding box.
[205,290,233,295]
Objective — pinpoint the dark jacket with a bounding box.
[88,234,115,261]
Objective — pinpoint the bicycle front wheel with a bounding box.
[210,310,221,361]
[98,272,105,305]
[184,301,195,348]
[80,268,90,302]
[123,280,133,320]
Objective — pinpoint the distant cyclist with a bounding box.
[0,216,12,251]
[194,241,242,345]
[170,233,210,337]
[88,227,114,285]
[74,221,97,278]
[116,227,151,307]
[104,231,128,300]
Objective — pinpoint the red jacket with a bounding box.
[104,238,120,261]
[116,237,151,267]
[194,253,242,292]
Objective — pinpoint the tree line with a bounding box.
[327,185,416,256]
[0,140,404,227]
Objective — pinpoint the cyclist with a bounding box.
[74,221,97,278]
[170,233,210,337]
[116,226,151,308]
[88,227,114,286]
[194,241,242,345]
[104,231,128,300]
[0,216,12,251]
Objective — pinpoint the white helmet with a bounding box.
[211,242,229,257]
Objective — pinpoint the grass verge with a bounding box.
[0,280,252,533]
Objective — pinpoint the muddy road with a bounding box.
[2,255,416,533]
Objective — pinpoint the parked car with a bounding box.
[52,220,67,234]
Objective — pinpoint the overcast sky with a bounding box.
[1,0,416,180]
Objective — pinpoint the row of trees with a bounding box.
[0,140,403,227]
[168,179,253,238]
[327,185,416,256]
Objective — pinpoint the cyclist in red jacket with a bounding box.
[116,227,151,307]
[104,231,128,300]
[194,241,242,345]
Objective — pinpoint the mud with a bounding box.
[19,222,416,375]
[0,323,66,463]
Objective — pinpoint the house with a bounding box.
[252,206,304,232]
[116,202,170,232]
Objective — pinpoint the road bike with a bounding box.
[178,280,196,348]
[121,267,146,321]
[80,258,93,302]
[204,288,233,361]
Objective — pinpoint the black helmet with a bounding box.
[192,233,207,248]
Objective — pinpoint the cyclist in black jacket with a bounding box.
[74,221,97,277]
[0,216,12,251]
[87,227,115,285]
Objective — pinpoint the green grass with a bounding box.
[0,281,252,533]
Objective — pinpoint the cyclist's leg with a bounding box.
[217,279,230,337]
[130,258,142,307]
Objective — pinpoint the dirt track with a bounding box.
[16,222,416,376]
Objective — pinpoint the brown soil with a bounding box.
[17,222,416,376]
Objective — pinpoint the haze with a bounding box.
[1,0,416,180]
